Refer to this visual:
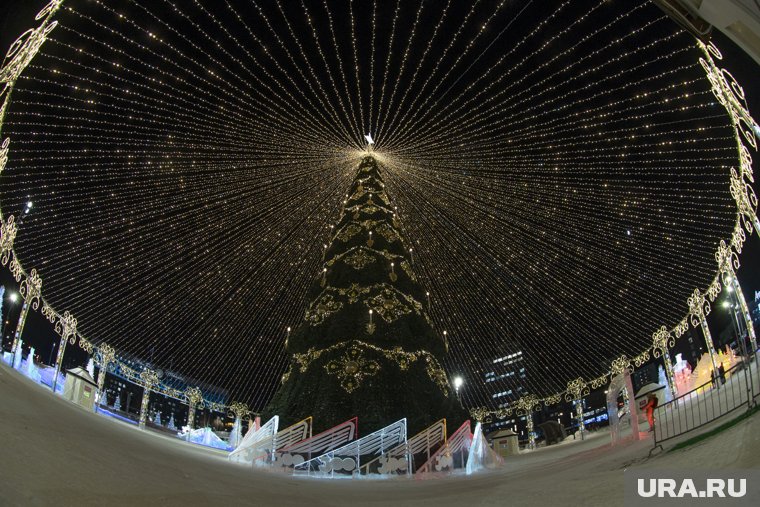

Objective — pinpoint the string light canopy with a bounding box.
[0,0,750,412]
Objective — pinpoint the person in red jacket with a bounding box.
[643,393,658,432]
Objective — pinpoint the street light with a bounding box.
[453,376,463,401]
[2,292,20,350]
[18,201,33,226]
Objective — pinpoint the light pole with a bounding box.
[2,292,19,351]
[48,341,55,365]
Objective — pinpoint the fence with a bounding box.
[652,356,758,449]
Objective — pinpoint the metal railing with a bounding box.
[652,356,758,448]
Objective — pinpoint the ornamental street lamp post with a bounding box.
[227,402,250,449]
[185,387,204,431]
[52,311,77,394]
[8,203,36,358]
[138,369,159,429]
[574,400,585,441]
[526,413,536,450]
[95,344,115,410]
[10,269,42,359]
[652,326,678,401]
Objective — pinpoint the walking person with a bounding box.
[643,392,658,433]
[718,363,726,385]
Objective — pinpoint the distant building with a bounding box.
[632,362,659,392]
[482,350,528,434]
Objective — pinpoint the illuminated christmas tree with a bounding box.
[263,156,466,434]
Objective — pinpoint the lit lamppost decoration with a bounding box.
[610,355,632,377]
[565,378,589,439]
[0,0,61,357]
[0,215,16,265]
[0,0,62,86]
[698,41,759,237]
[729,167,759,236]
[673,318,689,339]
[227,401,251,422]
[227,401,251,449]
[138,368,160,429]
[10,268,41,359]
[589,373,610,390]
[0,138,9,174]
[610,355,633,410]
[469,407,492,424]
[515,394,541,450]
[716,240,757,355]
[184,386,204,430]
[94,344,116,409]
[40,303,55,323]
[632,350,651,368]
[652,326,678,400]
[0,0,62,148]
[687,288,720,379]
[51,310,76,393]
[542,393,562,407]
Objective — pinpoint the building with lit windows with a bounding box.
[482,351,528,435]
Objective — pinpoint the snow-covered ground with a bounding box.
[1,360,758,507]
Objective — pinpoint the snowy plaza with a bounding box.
[1,356,759,505]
